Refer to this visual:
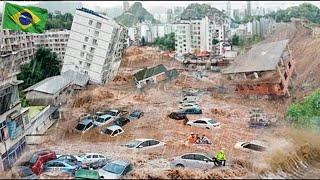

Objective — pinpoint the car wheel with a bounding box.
[206,127,210,129]
[176,164,185,168]
[100,176,104,179]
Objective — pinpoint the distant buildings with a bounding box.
[246,1,252,16]
[231,17,275,38]
[167,9,174,24]
[34,29,70,60]
[61,8,128,85]
[174,16,225,55]
[123,1,129,12]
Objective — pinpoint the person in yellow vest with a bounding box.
[215,150,226,166]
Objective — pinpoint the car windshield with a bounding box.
[76,124,86,131]
[208,120,217,124]
[102,163,125,174]
[125,140,142,148]
[102,128,113,135]
[130,112,139,117]
[29,155,38,164]
[96,118,105,123]
[105,111,116,116]
[19,167,34,177]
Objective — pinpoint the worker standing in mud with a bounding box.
[215,150,226,166]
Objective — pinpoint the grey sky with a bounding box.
[1,1,320,12]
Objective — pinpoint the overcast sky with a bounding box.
[1,1,320,12]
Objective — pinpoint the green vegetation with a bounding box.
[17,48,61,90]
[266,3,320,24]
[29,106,46,119]
[231,35,240,46]
[286,89,320,129]
[141,36,146,46]
[154,33,175,51]
[45,13,73,30]
[212,38,219,45]
[115,2,159,27]
[180,3,225,20]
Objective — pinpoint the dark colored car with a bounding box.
[12,166,38,179]
[23,150,57,175]
[128,110,144,121]
[178,107,202,115]
[168,112,188,120]
[249,119,271,128]
[112,117,130,127]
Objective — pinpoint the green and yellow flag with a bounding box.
[2,2,48,33]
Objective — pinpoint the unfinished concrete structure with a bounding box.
[223,39,295,97]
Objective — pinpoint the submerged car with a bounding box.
[23,150,57,175]
[234,140,267,152]
[57,155,79,164]
[177,107,202,115]
[100,125,124,137]
[123,139,165,150]
[93,114,113,127]
[112,117,130,127]
[97,160,133,179]
[74,169,100,179]
[75,153,108,164]
[170,153,219,169]
[128,110,144,121]
[168,112,188,120]
[186,118,220,129]
[43,159,81,174]
[12,166,38,179]
[75,118,94,133]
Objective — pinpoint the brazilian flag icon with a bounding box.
[2,2,48,33]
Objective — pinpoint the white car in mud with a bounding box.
[123,138,165,150]
[186,118,221,129]
[74,153,108,164]
[170,153,217,169]
[234,140,267,152]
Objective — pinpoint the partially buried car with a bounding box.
[168,112,188,120]
[128,110,144,121]
[123,139,165,150]
[12,166,38,179]
[98,160,133,179]
[75,118,94,133]
[100,125,124,137]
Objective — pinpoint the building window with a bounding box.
[79,61,82,65]
[92,39,98,45]
[94,31,99,36]
[84,71,88,74]
[96,22,102,29]
[89,20,93,25]
[90,47,95,53]
[82,44,86,50]
[80,52,85,57]
[84,36,89,42]
[86,63,91,67]
[0,121,8,142]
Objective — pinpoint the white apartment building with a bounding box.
[34,29,70,60]
[174,16,225,55]
[61,8,128,84]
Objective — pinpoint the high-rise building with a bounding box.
[61,8,128,84]
[226,1,232,18]
[233,9,240,20]
[167,9,174,23]
[123,1,129,12]
[246,1,252,16]
[34,29,70,60]
[0,30,32,171]
[174,16,225,55]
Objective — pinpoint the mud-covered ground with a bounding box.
[6,21,320,179]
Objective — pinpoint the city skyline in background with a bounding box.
[1,1,320,14]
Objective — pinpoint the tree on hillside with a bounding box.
[18,48,61,90]
[45,13,73,30]
[154,33,175,51]
[266,3,320,24]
